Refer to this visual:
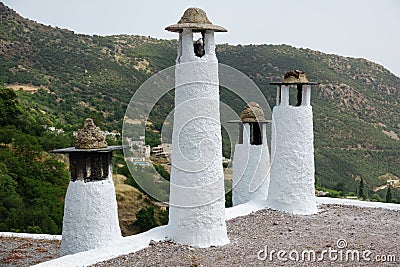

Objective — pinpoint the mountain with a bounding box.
[1,2,399,203]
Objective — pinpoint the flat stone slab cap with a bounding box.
[227,120,271,123]
[51,146,123,154]
[270,70,319,86]
[166,7,227,32]
[269,82,320,86]
[240,102,266,123]
[75,118,108,149]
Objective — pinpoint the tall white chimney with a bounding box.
[165,8,229,247]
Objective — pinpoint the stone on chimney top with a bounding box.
[283,70,309,83]
[75,118,107,149]
[240,102,266,123]
[165,7,227,32]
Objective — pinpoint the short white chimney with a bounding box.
[230,102,271,206]
[266,71,319,215]
[52,118,122,255]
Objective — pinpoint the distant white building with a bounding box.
[131,140,145,146]
[44,125,64,134]
[126,138,151,159]
[140,145,151,159]
[151,144,172,158]
[102,131,121,139]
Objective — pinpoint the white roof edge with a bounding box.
[12,197,398,267]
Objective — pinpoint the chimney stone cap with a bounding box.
[75,118,108,149]
[166,7,227,33]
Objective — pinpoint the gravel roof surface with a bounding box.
[0,236,60,266]
[94,204,399,266]
[1,204,399,266]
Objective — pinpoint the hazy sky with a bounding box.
[3,0,400,77]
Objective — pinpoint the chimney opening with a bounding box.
[193,31,205,57]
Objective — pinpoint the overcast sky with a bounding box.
[3,0,400,77]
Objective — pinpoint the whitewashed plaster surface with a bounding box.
[0,232,61,240]
[33,226,169,267]
[60,170,121,256]
[168,29,229,247]
[266,105,318,215]
[316,197,400,210]
[232,142,270,206]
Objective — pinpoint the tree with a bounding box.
[133,207,159,232]
[358,178,366,200]
[225,190,232,208]
[154,164,170,181]
[145,130,161,148]
[370,193,383,202]
[386,185,393,203]
[0,163,25,231]
[334,182,345,193]
[0,87,21,127]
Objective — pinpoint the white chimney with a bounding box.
[230,102,271,206]
[266,71,319,215]
[165,8,229,247]
[52,119,122,255]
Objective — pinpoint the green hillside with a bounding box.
[0,85,71,234]
[1,0,399,212]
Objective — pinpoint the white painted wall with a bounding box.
[60,165,121,256]
[232,124,270,206]
[266,105,318,215]
[168,29,229,247]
